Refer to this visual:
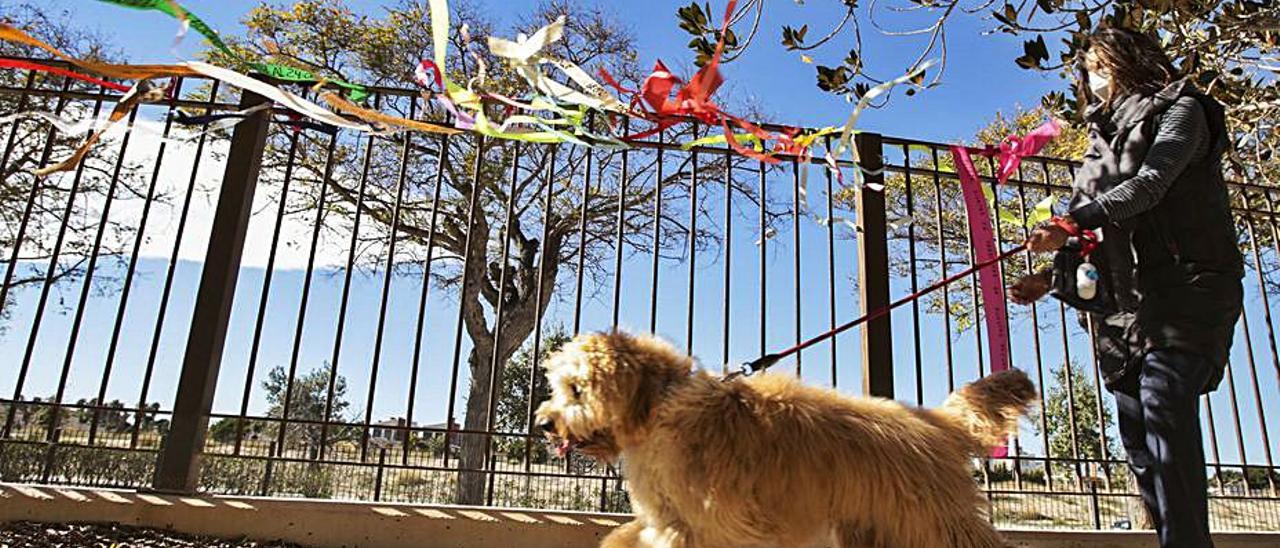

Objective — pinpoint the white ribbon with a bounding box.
[180,61,373,133]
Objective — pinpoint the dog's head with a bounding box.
[534,331,692,461]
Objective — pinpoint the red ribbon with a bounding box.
[1051,215,1100,257]
[615,1,784,164]
[0,57,131,92]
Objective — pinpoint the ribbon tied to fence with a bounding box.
[950,119,1061,458]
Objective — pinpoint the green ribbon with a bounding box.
[96,0,370,101]
[981,186,1056,228]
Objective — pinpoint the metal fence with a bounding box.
[1,61,1278,531]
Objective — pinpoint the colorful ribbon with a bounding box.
[1,0,957,179]
[993,118,1061,184]
[618,0,784,164]
[36,79,168,176]
[94,0,371,101]
[0,58,131,92]
[317,90,461,135]
[951,144,1013,458]
[487,16,626,115]
[0,102,272,145]
[414,60,475,129]
[425,0,590,144]
[179,61,372,132]
[830,59,937,189]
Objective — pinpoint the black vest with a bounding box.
[1070,81,1243,392]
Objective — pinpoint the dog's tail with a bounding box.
[938,369,1037,451]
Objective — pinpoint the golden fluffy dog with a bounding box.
[535,331,1037,548]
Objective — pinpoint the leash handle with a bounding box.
[1050,215,1099,257]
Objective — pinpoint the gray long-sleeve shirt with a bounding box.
[1070,96,1210,230]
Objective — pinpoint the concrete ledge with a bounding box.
[2,483,1276,547]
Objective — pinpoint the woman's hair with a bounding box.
[1077,28,1178,107]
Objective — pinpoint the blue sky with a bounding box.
[2,0,1276,469]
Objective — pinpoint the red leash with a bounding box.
[730,242,1029,378]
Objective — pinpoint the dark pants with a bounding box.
[1111,348,1214,548]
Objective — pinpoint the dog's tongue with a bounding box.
[556,439,573,458]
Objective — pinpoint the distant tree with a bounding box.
[1033,360,1118,481]
[16,396,63,435]
[1214,467,1280,494]
[73,398,130,433]
[263,365,354,454]
[208,417,264,445]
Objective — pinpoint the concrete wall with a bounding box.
[2,483,1276,547]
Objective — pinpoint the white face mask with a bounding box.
[1088,70,1112,102]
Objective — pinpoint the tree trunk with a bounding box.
[452,220,562,505]
[454,316,540,505]
[456,343,495,505]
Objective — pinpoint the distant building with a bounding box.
[370,418,415,446]
[424,420,463,455]
[369,418,463,453]
[424,420,459,432]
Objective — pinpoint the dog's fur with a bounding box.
[535,331,1037,548]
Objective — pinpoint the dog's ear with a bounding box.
[594,331,692,436]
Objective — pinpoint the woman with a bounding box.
[1007,28,1242,548]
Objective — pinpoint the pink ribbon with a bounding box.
[991,118,1062,183]
[414,60,475,129]
[951,119,1061,459]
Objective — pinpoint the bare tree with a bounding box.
[212,0,775,504]
[0,2,151,328]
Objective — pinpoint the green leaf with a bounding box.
[816,65,852,93]
[853,82,872,100]
[781,26,801,49]
[993,10,1015,28]
[1032,35,1050,60]
[723,29,739,48]
[1026,195,1057,227]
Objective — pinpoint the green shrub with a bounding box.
[0,441,44,481]
[59,446,156,487]
[199,455,268,495]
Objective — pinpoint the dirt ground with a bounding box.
[0,522,310,548]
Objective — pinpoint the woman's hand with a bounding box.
[1007,271,1052,305]
[1027,216,1075,253]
